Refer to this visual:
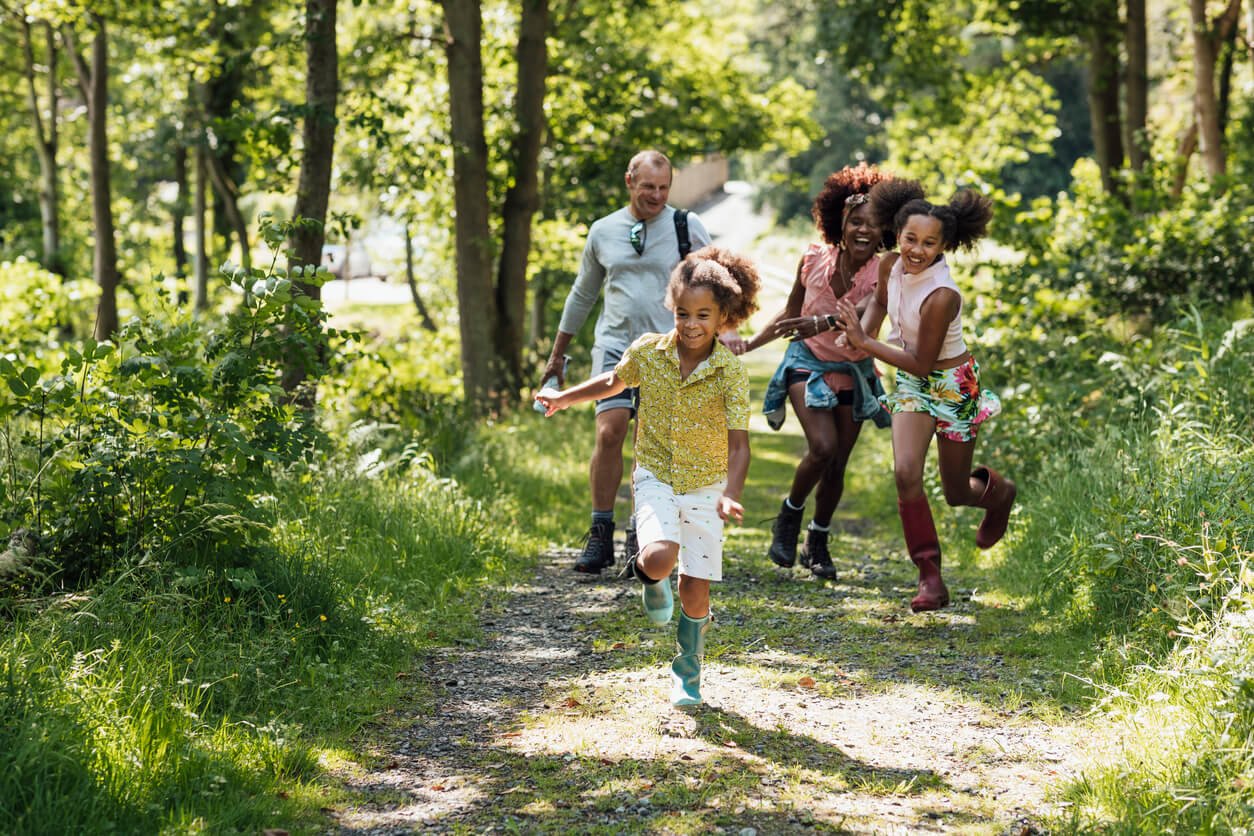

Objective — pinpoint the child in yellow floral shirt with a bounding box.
[537,246,760,706]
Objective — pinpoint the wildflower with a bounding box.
[319,614,327,622]
[224,596,232,603]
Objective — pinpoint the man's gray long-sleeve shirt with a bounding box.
[557,205,712,355]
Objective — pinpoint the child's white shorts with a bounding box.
[633,466,726,582]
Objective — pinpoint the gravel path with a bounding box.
[331,545,1091,835]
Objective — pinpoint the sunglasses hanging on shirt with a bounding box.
[629,220,646,255]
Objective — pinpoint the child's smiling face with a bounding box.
[898,214,945,274]
[673,286,727,355]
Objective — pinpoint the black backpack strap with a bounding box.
[673,209,691,259]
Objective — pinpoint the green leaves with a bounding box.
[0,358,40,399]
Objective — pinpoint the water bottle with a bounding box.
[534,355,570,413]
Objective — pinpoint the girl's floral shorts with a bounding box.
[880,357,1001,442]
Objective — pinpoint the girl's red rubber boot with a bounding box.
[899,495,949,612]
[971,465,1016,549]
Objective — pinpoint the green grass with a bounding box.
[3,295,1251,832]
[0,454,531,835]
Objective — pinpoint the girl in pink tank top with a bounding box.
[742,164,896,580]
[832,180,1018,614]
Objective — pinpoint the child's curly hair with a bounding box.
[870,179,992,252]
[811,162,895,249]
[666,246,760,329]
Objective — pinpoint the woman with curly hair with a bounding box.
[743,163,894,580]
[830,180,1015,612]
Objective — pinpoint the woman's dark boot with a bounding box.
[899,495,949,612]
[768,500,804,567]
[799,527,837,580]
[971,465,1016,549]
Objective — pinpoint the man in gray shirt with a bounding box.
[540,150,713,573]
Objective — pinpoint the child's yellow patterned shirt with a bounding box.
[615,331,750,495]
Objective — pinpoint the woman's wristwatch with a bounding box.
[825,314,838,331]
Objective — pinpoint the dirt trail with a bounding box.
[330,184,1092,833]
[332,547,1090,835]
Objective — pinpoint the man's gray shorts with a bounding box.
[591,344,640,416]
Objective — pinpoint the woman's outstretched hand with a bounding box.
[776,314,829,342]
[833,298,865,349]
[718,332,748,355]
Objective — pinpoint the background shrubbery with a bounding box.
[968,181,1254,828]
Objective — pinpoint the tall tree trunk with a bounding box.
[283,0,338,396]
[21,17,62,276]
[1189,0,1242,181]
[65,17,120,340]
[288,0,338,281]
[530,278,550,348]
[1085,1,1124,196]
[206,150,252,274]
[493,0,549,394]
[194,145,209,312]
[1123,0,1148,173]
[173,144,188,280]
[404,223,438,332]
[1170,122,1198,199]
[1217,23,1237,135]
[441,0,497,408]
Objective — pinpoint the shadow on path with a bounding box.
[332,549,1075,834]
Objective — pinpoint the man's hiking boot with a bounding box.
[574,520,615,574]
[767,500,804,568]
[799,528,837,580]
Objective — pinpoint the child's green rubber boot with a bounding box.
[623,554,673,625]
[670,609,711,706]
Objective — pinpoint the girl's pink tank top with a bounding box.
[885,255,967,361]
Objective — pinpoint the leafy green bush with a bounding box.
[1002,160,1254,320]
[0,259,98,349]
[976,246,1254,829]
[321,325,474,468]
[0,217,346,589]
